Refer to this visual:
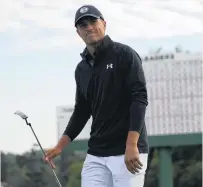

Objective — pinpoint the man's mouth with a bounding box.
[87,33,96,36]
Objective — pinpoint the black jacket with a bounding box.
[64,35,149,156]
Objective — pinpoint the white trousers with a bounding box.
[81,153,148,187]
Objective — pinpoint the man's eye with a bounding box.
[79,23,86,27]
[91,20,97,23]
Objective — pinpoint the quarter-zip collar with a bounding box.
[80,35,113,62]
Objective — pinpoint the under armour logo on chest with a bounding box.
[106,63,113,69]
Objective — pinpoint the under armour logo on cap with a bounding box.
[80,7,89,13]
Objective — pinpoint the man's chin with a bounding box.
[87,37,103,46]
[87,39,100,46]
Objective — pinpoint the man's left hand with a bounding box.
[124,144,143,174]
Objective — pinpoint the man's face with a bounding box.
[76,16,106,45]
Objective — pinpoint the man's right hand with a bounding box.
[43,135,71,169]
[44,147,62,169]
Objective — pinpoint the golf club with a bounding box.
[14,110,63,187]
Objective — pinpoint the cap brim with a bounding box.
[75,14,100,26]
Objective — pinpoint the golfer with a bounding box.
[45,5,149,187]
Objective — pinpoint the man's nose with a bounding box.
[86,22,94,30]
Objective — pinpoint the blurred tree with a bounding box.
[1,152,7,182]
[66,161,83,187]
[144,149,158,187]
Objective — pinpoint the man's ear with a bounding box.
[103,20,106,28]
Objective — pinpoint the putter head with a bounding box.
[14,110,28,120]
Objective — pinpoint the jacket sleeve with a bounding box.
[63,68,91,141]
[123,46,148,134]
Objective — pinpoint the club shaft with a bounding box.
[51,169,63,187]
[29,125,63,187]
[29,125,46,156]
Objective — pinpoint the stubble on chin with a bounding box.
[89,37,103,47]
